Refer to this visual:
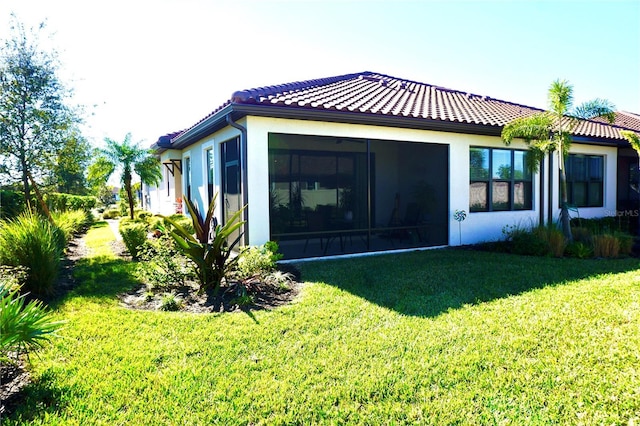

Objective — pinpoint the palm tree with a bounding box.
[88,133,161,219]
[501,80,615,241]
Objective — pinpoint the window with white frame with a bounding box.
[206,148,215,205]
[184,156,191,202]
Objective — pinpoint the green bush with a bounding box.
[52,209,89,244]
[615,232,634,256]
[161,195,245,294]
[159,293,182,311]
[237,241,283,279]
[565,241,593,259]
[45,193,97,213]
[533,225,566,258]
[102,208,121,219]
[0,190,27,219]
[135,210,152,220]
[137,235,194,289]
[0,278,63,360]
[502,224,549,256]
[0,212,64,296]
[164,214,194,235]
[119,221,148,259]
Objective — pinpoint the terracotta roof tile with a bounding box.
[171,71,631,143]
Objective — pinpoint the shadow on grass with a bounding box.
[48,255,140,309]
[297,248,640,318]
[4,369,71,423]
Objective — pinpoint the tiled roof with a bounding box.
[593,111,640,132]
[167,71,631,144]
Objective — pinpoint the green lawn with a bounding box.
[6,222,640,425]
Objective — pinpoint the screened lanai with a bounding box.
[268,133,449,259]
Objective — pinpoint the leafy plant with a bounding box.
[265,270,295,292]
[237,241,282,279]
[160,194,245,294]
[565,241,593,259]
[0,279,63,359]
[159,293,182,311]
[119,220,148,259]
[102,208,121,219]
[137,235,194,290]
[0,211,65,296]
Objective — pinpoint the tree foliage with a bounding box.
[0,16,78,209]
[501,79,615,241]
[88,133,161,219]
[51,129,92,194]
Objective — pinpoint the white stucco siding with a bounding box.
[244,116,540,246]
[152,115,618,249]
[180,125,244,222]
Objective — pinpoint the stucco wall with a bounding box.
[150,115,618,247]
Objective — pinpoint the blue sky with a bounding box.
[1,0,638,147]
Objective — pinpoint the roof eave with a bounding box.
[160,103,628,151]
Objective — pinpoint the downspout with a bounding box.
[547,153,554,225]
[539,155,545,225]
[226,114,249,246]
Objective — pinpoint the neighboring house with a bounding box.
[148,71,635,259]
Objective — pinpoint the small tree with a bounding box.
[51,129,92,195]
[502,80,615,241]
[88,133,161,219]
[0,16,78,210]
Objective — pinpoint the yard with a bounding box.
[4,221,640,425]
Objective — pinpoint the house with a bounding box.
[147,71,636,259]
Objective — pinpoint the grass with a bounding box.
[5,224,640,425]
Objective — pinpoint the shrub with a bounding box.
[0,276,63,360]
[161,194,245,294]
[135,210,152,221]
[164,214,194,235]
[0,190,27,219]
[137,235,194,290]
[102,208,121,219]
[237,241,283,279]
[534,225,566,258]
[503,224,548,256]
[159,293,182,311]
[265,270,295,292]
[571,227,593,246]
[593,234,620,258]
[52,209,89,244]
[615,232,634,256]
[45,193,97,213]
[119,221,148,259]
[565,241,593,259]
[0,212,64,296]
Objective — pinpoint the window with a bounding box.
[470,147,532,212]
[566,154,603,207]
[206,148,215,204]
[184,157,191,201]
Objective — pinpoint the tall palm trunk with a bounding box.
[123,169,135,220]
[558,165,573,242]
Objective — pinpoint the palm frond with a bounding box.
[621,130,640,153]
[548,80,573,116]
[501,113,554,145]
[573,98,616,122]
